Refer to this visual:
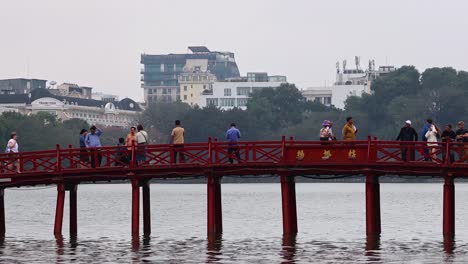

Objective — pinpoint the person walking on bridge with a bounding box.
[342,117,357,141]
[136,124,149,165]
[396,120,418,161]
[441,124,456,163]
[171,120,185,163]
[226,123,242,164]
[79,129,89,168]
[5,132,20,173]
[456,121,468,162]
[85,125,103,168]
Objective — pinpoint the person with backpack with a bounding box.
[319,120,334,141]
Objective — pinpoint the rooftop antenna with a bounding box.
[336,61,340,73]
[355,56,360,70]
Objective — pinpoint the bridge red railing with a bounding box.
[0,138,467,177]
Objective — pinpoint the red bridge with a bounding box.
[0,137,467,242]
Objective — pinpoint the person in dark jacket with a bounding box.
[441,124,456,162]
[396,120,418,161]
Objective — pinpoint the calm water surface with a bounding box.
[1,182,468,263]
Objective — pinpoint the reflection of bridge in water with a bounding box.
[0,136,467,246]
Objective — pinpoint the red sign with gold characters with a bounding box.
[286,146,368,163]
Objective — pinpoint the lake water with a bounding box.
[1,182,468,263]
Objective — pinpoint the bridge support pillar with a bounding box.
[365,174,381,237]
[54,183,66,236]
[207,175,222,235]
[443,174,455,238]
[131,178,140,236]
[142,180,151,236]
[68,184,78,236]
[281,174,298,234]
[0,188,5,236]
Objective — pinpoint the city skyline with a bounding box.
[1,0,467,101]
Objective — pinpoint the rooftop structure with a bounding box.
[302,57,396,109]
[141,46,240,103]
[0,78,47,95]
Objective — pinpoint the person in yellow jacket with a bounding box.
[342,117,357,141]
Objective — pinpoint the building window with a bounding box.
[237,98,249,107]
[206,98,218,106]
[191,94,193,97]
[237,87,250,96]
[324,97,332,105]
[203,85,206,89]
[162,88,167,94]
[220,98,235,107]
[184,95,187,100]
[184,86,187,91]
[314,97,322,103]
[224,88,232,96]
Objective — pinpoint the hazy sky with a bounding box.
[1,0,467,101]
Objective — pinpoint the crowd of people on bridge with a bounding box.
[74,120,242,168]
[3,116,467,172]
[319,117,468,163]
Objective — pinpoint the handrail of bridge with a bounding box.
[0,138,467,178]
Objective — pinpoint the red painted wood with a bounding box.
[69,184,78,236]
[443,175,455,238]
[142,180,151,236]
[131,178,140,236]
[54,184,65,235]
[207,175,222,235]
[365,174,381,236]
[281,174,298,234]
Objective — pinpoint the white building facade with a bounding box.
[198,75,287,110]
[302,58,396,109]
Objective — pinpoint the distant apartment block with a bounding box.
[198,73,287,110]
[0,78,47,95]
[141,46,240,104]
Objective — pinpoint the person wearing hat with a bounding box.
[319,120,333,141]
[396,120,418,161]
[79,129,89,167]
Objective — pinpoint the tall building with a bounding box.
[141,46,240,104]
[0,78,47,95]
[179,60,217,106]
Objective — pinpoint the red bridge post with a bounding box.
[68,184,78,236]
[207,174,222,235]
[0,188,5,236]
[54,183,65,236]
[142,180,151,236]
[443,174,455,238]
[131,177,140,236]
[280,174,298,234]
[365,173,381,237]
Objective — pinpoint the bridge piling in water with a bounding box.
[365,174,381,237]
[131,178,140,236]
[0,188,5,236]
[68,184,78,236]
[280,174,298,234]
[54,183,66,236]
[207,175,222,235]
[142,180,151,236]
[443,174,455,238]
